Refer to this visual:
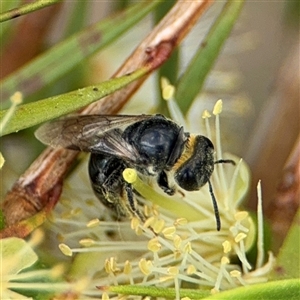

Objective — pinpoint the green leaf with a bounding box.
[204,279,300,300]
[175,0,245,115]
[0,68,147,136]
[0,1,161,107]
[271,209,300,279]
[0,0,60,23]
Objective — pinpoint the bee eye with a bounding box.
[175,166,200,191]
[174,135,214,191]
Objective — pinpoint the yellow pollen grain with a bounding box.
[230,270,241,277]
[235,232,247,243]
[139,258,153,275]
[160,77,170,90]
[131,217,140,230]
[86,218,100,227]
[213,99,223,115]
[183,242,192,253]
[235,211,249,221]
[222,240,232,253]
[79,238,95,247]
[59,243,73,257]
[148,238,161,252]
[221,256,230,265]
[162,84,175,100]
[173,235,182,249]
[123,168,137,183]
[144,205,151,217]
[135,226,143,235]
[174,218,188,226]
[11,91,23,104]
[144,216,156,228]
[168,266,179,276]
[153,218,165,233]
[186,264,196,275]
[181,298,191,300]
[123,260,132,274]
[162,226,176,239]
[104,259,111,273]
[202,109,211,119]
[109,257,118,272]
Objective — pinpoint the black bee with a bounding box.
[35,114,234,230]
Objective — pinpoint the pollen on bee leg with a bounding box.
[123,168,137,183]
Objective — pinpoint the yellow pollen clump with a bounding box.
[186,264,196,275]
[221,256,230,265]
[148,238,161,252]
[235,232,247,243]
[183,242,192,253]
[123,260,132,274]
[86,218,100,227]
[162,226,176,239]
[230,270,241,277]
[202,109,211,119]
[79,238,95,247]
[123,168,137,183]
[153,218,165,233]
[139,258,153,275]
[173,235,182,249]
[131,217,140,230]
[174,217,188,226]
[213,99,223,115]
[235,211,249,221]
[59,243,73,257]
[222,240,232,253]
[167,266,179,276]
[144,216,156,228]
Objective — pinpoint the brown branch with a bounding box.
[1,0,213,238]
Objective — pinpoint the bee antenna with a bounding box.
[207,179,221,231]
[215,159,236,166]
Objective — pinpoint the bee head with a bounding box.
[174,135,214,191]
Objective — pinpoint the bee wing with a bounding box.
[35,114,152,161]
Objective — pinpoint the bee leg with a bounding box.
[124,183,145,222]
[157,171,175,195]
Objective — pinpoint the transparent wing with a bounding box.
[35,114,152,161]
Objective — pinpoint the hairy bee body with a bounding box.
[35,114,231,230]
